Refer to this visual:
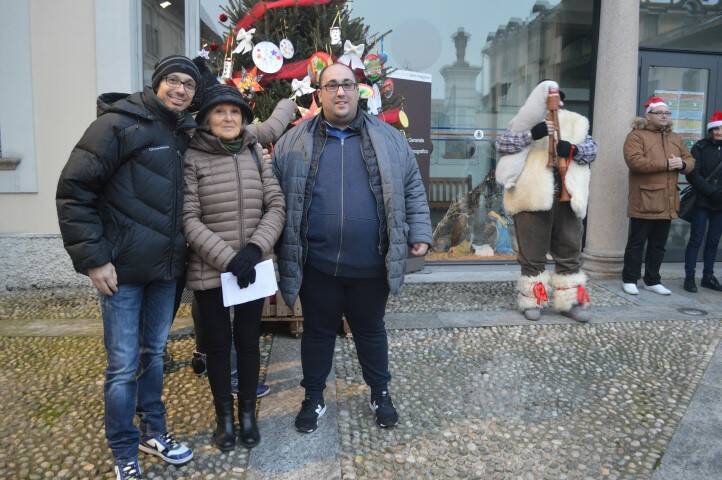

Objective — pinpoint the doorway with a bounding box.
[638,50,722,262]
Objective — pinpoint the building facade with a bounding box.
[1,0,722,288]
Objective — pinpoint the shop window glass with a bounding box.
[351,0,596,262]
[640,0,722,52]
[142,0,186,86]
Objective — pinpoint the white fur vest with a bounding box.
[503,109,592,219]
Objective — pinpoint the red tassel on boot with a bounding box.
[533,282,549,305]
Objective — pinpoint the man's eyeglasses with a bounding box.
[321,81,357,93]
[164,76,197,92]
[649,111,672,117]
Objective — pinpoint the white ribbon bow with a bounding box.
[338,40,365,70]
[232,28,255,55]
[290,76,315,99]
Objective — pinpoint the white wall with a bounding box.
[0,0,97,233]
[0,0,38,193]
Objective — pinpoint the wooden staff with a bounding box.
[546,87,571,202]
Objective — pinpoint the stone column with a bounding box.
[582,0,640,276]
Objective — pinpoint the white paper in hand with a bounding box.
[221,259,278,307]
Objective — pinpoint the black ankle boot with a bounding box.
[684,275,697,293]
[213,398,236,451]
[238,399,260,448]
[701,275,722,291]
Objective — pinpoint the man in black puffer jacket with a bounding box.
[56,55,199,480]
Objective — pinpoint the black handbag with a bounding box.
[679,160,722,222]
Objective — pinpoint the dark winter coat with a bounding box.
[56,87,195,283]
[272,112,432,308]
[687,138,722,210]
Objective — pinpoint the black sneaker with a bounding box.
[295,397,326,433]
[191,351,206,376]
[701,275,722,291]
[369,391,399,428]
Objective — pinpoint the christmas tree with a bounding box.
[199,0,398,123]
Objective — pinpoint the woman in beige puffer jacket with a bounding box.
[183,84,294,452]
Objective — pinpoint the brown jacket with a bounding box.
[623,117,694,219]
[183,99,295,290]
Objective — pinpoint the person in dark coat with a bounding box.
[56,55,200,480]
[272,63,432,434]
[684,110,722,292]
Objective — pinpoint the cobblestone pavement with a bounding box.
[0,334,272,479]
[0,282,629,322]
[335,319,721,480]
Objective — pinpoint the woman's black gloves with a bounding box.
[226,244,262,288]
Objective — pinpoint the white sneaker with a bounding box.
[622,283,639,295]
[644,284,671,295]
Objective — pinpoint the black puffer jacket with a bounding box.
[56,87,196,283]
[687,138,722,210]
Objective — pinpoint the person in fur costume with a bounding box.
[621,96,694,296]
[495,80,597,322]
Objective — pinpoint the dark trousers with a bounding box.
[684,207,722,277]
[299,265,390,399]
[513,200,583,277]
[193,288,264,402]
[622,218,672,285]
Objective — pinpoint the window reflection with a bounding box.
[142,0,185,86]
[352,1,596,262]
[640,0,722,52]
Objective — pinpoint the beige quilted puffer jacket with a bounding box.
[183,99,294,290]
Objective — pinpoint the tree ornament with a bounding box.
[221,59,234,79]
[219,13,228,23]
[233,28,255,55]
[252,41,284,73]
[329,26,342,46]
[233,66,263,93]
[293,96,321,125]
[378,107,409,129]
[279,39,295,59]
[363,53,383,83]
[367,84,382,115]
[381,78,394,99]
[338,40,365,70]
[291,76,315,99]
[307,51,333,84]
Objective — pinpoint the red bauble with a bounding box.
[209,42,219,52]
[219,13,228,23]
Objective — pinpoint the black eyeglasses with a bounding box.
[649,111,672,117]
[321,81,357,93]
[164,75,197,92]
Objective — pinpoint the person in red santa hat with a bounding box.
[621,96,694,296]
[683,110,722,292]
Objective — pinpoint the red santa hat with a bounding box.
[643,96,669,114]
[708,110,722,130]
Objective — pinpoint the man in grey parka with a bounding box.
[272,63,432,433]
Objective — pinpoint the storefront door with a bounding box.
[638,50,722,261]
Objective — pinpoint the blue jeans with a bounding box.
[100,279,176,460]
[685,207,722,277]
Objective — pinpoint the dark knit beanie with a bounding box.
[151,55,202,92]
[196,84,253,125]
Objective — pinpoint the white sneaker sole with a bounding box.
[643,286,671,295]
[138,444,193,465]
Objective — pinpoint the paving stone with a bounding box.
[0,334,272,479]
[334,319,721,479]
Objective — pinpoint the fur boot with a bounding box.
[517,271,550,311]
[551,271,590,312]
